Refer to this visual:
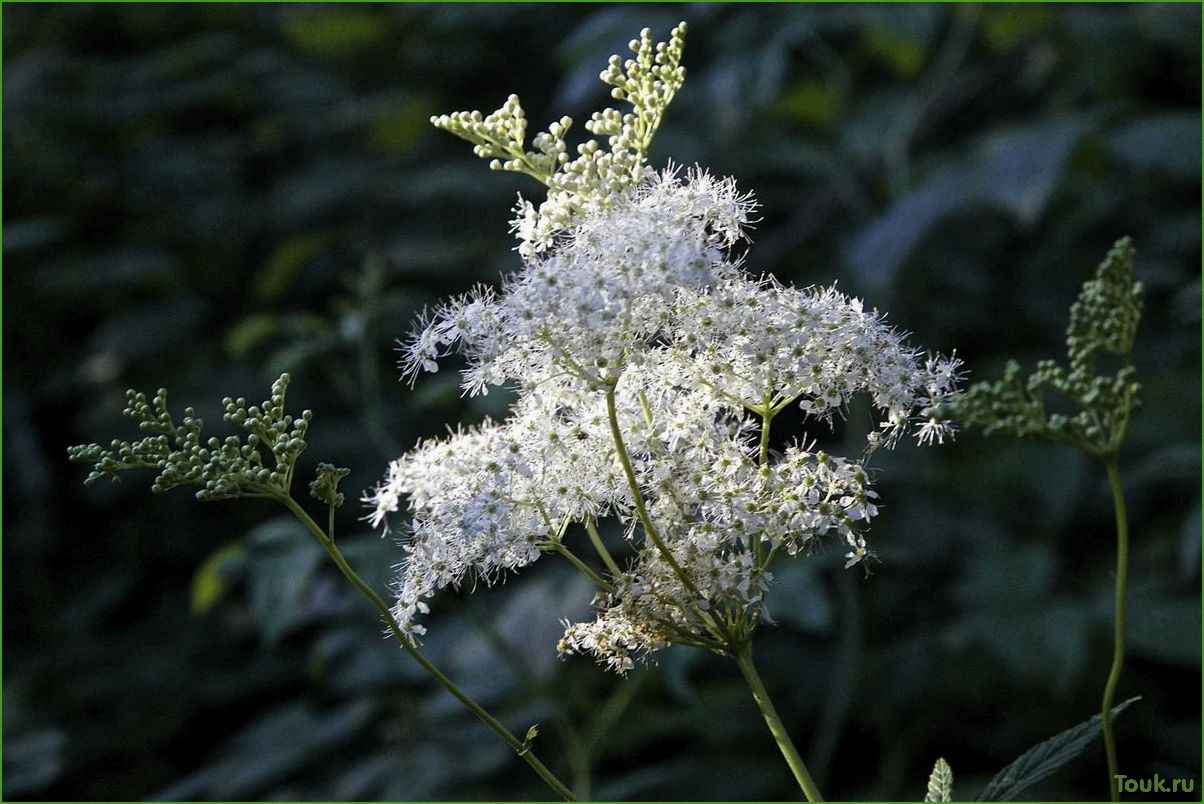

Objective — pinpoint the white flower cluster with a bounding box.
[370,168,960,672]
[399,168,753,395]
[672,275,960,447]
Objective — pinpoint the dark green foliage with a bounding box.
[6,5,1199,801]
[976,698,1139,802]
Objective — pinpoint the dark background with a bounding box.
[3,4,1200,801]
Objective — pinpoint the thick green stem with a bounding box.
[758,402,774,472]
[735,645,825,802]
[277,494,577,802]
[1101,458,1129,803]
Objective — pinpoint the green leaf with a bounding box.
[976,698,1140,801]
[776,79,844,130]
[2,729,65,798]
[850,118,1087,288]
[224,313,280,357]
[189,542,247,616]
[862,27,926,77]
[245,518,325,644]
[924,757,953,802]
[981,6,1054,51]
[369,94,438,154]
[154,701,374,800]
[1108,112,1201,180]
[256,233,327,302]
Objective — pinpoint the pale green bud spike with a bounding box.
[430,22,689,256]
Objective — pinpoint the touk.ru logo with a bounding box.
[1114,774,1195,796]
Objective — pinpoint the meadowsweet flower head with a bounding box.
[670,275,961,448]
[371,24,961,669]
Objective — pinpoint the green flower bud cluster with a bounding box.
[67,373,344,502]
[951,238,1142,458]
[310,462,351,508]
[1066,237,1143,375]
[430,95,559,181]
[431,22,688,254]
[594,23,688,153]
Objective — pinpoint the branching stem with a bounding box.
[755,400,775,566]
[276,494,577,802]
[604,383,695,597]
[549,541,614,592]
[604,381,731,643]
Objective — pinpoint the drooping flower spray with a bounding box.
[371,23,961,800]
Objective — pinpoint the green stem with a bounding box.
[277,494,577,802]
[552,711,592,801]
[1101,457,1129,803]
[735,644,825,802]
[550,541,614,592]
[585,671,646,753]
[756,402,774,566]
[758,401,774,472]
[604,382,730,643]
[585,519,623,578]
[636,390,655,431]
[604,383,694,597]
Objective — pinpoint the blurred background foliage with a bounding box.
[3,4,1200,801]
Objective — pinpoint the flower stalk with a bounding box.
[950,238,1142,799]
[1101,457,1129,803]
[280,492,578,802]
[68,376,577,801]
[735,644,825,802]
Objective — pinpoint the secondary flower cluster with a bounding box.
[369,167,960,672]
